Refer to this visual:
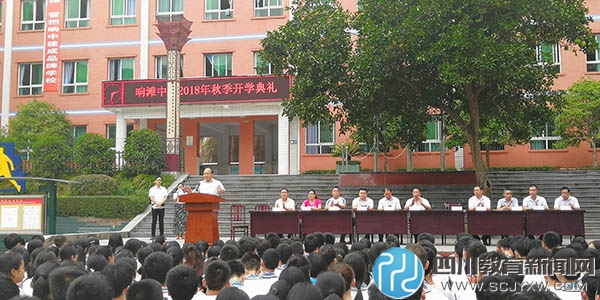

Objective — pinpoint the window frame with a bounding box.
[108,58,135,80]
[73,125,87,140]
[587,35,600,72]
[254,0,283,17]
[530,122,562,150]
[65,0,90,28]
[254,51,273,75]
[21,0,45,31]
[305,122,335,154]
[536,43,561,73]
[18,62,43,96]
[62,60,88,94]
[157,0,183,21]
[106,124,134,147]
[205,53,233,77]
[415,119,442,153]
[155,55,184,79]
[110,0,136,25]
[205,0,233,20]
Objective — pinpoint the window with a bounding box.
[107,124,134,146]
[157,0,183,20]
[206,0,233,20]
[205,53,232,77]
[587,35,600,72]
[479,142,505,151]
[254,0,283,17]
[110,0,136,25]
[155,55,184,79]
[254,52,272,75]
[65,0,90,28]
[415,120,441,152]
[73,125,87,140]
[199,136,218,164]
[21,0,45,31]
[536,43,561,73]
[18,62,43,95]
[306,122,335,154]
[108,58,134,80]
[530,122,562,150]
[229,136,239,163]
[63,60,88,94]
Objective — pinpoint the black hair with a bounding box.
[416,232,435,244]
[142,251,173,284]
[219,244,240,262]
[316,271,346,299]
[102,260,136,299]
[207,245,222,258]
[279,266,307,286]
[289,241,304,257]
[560,186,570,193]
[269,279,292,300]
[241,252,261,273]
[53,236,67,248]
[65,273,113,300]
[324,233,335,245]
[343,252,366,300]
[368,242,390,267]
[167,246,185,267]
[32,261,59,300]
[0,252,24,277]
[227,260,244,278]
[48,266,88,300]
[319,244,338,266]
[551,247,580,281]
[86,254,107,272]
[27,239,44,255]
[256,239,271,258]
[204,260,231,291]
[287,282,323,300]
[166,265,199,300]
[123,239,142,256]
[286,255,311,281]
[542,231,561,250]
[215,286,250,300]
[238,236,257,257]
[511,237,538,258]
[308,252,328,279]
[136,246,153,265]
[126,279,163,300]
[262,248,280,270]
[108,233,124,251]
[275,243,293,266]
[4,233,25,250]
[266,232,281,249]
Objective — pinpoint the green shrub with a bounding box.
[123,129,166,176]
[31,135,73,178]
[74,133,115,175]
[68,174,120,196]
[57,196,148,218]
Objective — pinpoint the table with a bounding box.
[250,211,300,236]
[526,210,585,236]
[355,211,408,234]
[467,211,525,235]
[301,210,353,234]
[409,211,465,243]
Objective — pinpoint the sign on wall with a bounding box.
[0,143,26,193]
[0,195,45,233]
[42,0,63,92]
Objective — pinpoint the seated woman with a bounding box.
[301,189,322,210]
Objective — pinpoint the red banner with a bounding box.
[42,0,62,92]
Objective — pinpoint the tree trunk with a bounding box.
[485,147,490,169]
[592,141,598,168]
[467,135,491,196]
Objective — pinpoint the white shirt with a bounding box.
[148,185,168,209]
[325,197,346,208]
[197,179,225,196]
[352,197,374,210]
[405,198,431,211]
[468,195,491,210]
[173,188,188,203]
[554,196,580,209]
[274,198,295,211]
[378,196,401,210]
[523,195,548,209]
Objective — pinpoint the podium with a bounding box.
[179,193,225,244]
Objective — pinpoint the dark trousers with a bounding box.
[151,208,165,237]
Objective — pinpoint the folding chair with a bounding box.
[230,204,249,240]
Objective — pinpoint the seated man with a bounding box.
[554,186,580,210]
[523,184,549,210]
[377,187,402,242]
[468,186,491,245]
[273,188,295,211]
[496,189,518,211]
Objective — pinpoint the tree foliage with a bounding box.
[30,135,72,178]
[9,100,73,152]
[123,129,165,176]
[260,0,595,188]
[74,133,116,175]
[555,78,600,167]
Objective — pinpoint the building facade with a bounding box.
[1,0,600,176]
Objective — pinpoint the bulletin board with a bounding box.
[0,195,45,233]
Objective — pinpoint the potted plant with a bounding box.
[332,141,361,173]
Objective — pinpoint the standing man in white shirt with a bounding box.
[377,187,402,242]
[149,176,168,239]
[523,185,549,210]
[554,186,580,210]
[195,168,225,196]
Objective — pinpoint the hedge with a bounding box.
[57,196,148,219]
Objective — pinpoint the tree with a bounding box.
[260,0,595,189]
[555,78,600,167]
[74,133,116,175]
[8,100,73,152]
[30,135,72,178]
[123,129,166,176]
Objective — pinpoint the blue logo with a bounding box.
[372,247,424,299]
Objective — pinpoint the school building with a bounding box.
[1,0,600,176]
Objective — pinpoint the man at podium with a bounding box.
[195,168,226,196]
